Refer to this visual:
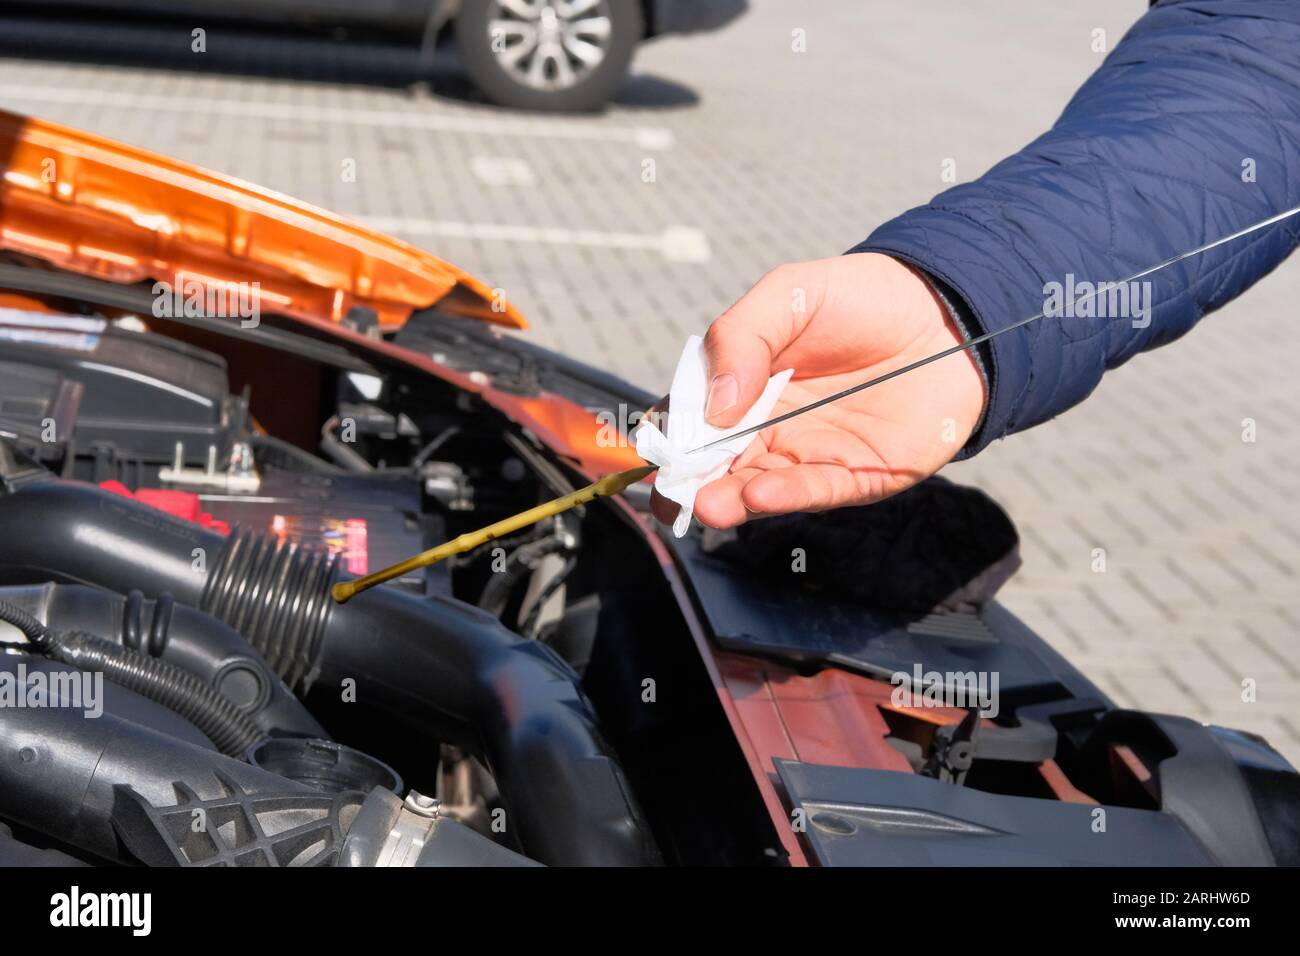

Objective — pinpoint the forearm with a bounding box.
[852,0,1300,454]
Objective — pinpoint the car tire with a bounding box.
[454,0,643,112]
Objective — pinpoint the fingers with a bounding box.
[741,463,871,514]
[695,462,882,529]
[701,263,818,428]
[693,451,798,528]
[693,466,767,529]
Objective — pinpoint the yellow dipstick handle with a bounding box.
[331,464,656,604]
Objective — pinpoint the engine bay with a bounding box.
[0,303,793,866]
[1,300,1297,868]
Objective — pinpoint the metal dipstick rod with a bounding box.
[331,465,656,603]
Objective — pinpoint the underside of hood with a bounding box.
[0,109,527,331]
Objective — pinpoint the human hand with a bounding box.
[650,253,987,529]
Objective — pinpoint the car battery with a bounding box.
[197,468,451,596]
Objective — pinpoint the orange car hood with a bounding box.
[0,110,526,330]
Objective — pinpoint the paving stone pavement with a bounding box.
[0,1,1296,764]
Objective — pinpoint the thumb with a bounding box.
[701,265,805,428]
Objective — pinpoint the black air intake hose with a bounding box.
[0,672,347,865]
[0,476,657,866]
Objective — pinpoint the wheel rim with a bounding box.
[487,0,614,92]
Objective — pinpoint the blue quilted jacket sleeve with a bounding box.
[851,0,1300,456]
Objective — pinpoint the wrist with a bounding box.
[895,260,991,457]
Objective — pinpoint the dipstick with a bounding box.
[331,464,656,604]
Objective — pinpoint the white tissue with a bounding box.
[634,335,793,537]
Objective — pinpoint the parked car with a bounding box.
[26,0,749,110]
[0,109,1295,867]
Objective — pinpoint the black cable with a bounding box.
[247,433,343,475]
[0,598,263,758]
[320,416,375,473]
[478,534,566,618]
[413,426,461,467]
[522,555,578,639]
[0,598,53,651]
[47,631,265,758]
